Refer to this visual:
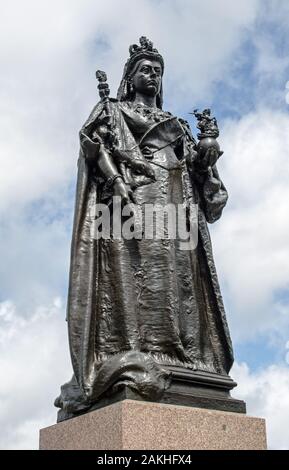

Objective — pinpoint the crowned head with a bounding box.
[117,37,164,108]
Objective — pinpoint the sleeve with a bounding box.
[200,165,228,223]
[78,101,108,166]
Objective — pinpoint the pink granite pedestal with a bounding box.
[40,400,267,450]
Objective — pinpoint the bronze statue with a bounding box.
[55,37,245,422]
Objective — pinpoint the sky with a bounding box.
[0,0,289,450]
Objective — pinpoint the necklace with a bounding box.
[127,102,172,123]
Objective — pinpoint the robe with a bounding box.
[55,99,233,420]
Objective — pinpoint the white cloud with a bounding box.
[232,362,289,450]
[212,109,289,341]
[0,298,71,450]
[0,296,288,450]
[248,3,289,108]
[1,0,289,451]
[0,0,260,213]
[0,0,265,321]
[0,297,288,450]
[0,197,72,312]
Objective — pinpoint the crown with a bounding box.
[129,36,159,56]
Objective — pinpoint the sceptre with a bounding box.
[95,70,117,149]
[95,70,155,180]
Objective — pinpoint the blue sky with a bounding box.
[0,0,289,449]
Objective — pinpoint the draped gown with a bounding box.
[55,99,233,420]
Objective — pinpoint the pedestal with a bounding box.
[40,400,267,450]
[57,368,246,422]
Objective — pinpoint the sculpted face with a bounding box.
[131,59,162,97]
